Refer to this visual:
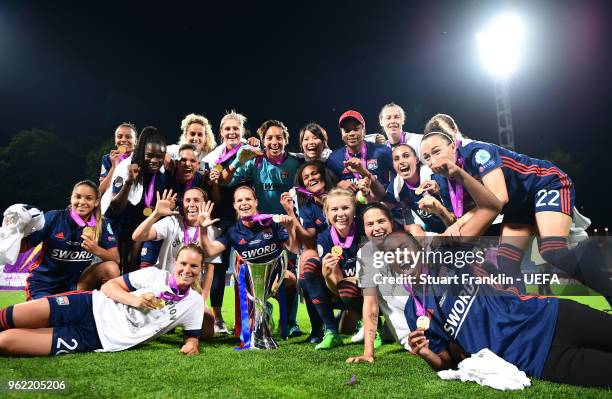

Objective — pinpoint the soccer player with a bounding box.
[384,144,454,234]
[106,126,168,274]
[203,110,250,334]
[165,144,207,210]
[299,188,364,349]
[326,110,392,201]
[371,103,423,152]
[395,230,612,388]
[224,119,302,215]
[279,160,335,342]
[347,203,411,363]
[295,122,332,161]
[22,180,120,300]
[166,113,216,173]
[197,186,300,337]
[0,244,205,356]
[420,131,611,300]
[99,122,137,195]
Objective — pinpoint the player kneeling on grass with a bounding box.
[0,244,205,357]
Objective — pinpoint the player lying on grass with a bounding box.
[0,244,205,356]
[390,230,612,389]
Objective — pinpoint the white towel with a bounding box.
[0,204,45,265]
[437,348,531,391]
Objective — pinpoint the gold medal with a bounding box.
[213,164,223,172]
[331,246,343,258]
[272,214,281,223]
[154,298,166,310]
[415,187,424,195]
[239,148,257,164]
[118,145,127,154]
[288,188,296,197]
[416,315,430,330]
[143,207,153,217]
[82,226,95,238]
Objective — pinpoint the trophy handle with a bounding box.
[269,251,288,295]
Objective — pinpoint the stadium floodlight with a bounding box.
[477,13,525,150]
[477,13,525,78]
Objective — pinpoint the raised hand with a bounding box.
[418,196,443,215]
[417,180,440,195]
[343,158,368,177]
[154,189,178,217]
[375,134,386,145]
[276,214,293,228]
[408,329,431,357]
[430,157,461,179]
[126,164,140,183]
[197,201,220,229]
[279,192,294,215]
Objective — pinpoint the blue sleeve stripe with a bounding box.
[123,274,137,292]
[183,329,201,338]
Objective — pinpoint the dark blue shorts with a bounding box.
[27,278,78,301]
[503,174,575,225]
[47,292,103,355]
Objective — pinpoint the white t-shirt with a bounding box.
[153,215,221,269]
[92,267,204,352]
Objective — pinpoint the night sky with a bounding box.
[0,0,610,224]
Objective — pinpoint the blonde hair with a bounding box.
[176,244,205,293]
[220,110,247,134]
[323,188,356,217]
[378,102,406,124]
[70,180,102,242]
[179,113,216,154]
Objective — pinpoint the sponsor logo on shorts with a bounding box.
[55,296,70,306]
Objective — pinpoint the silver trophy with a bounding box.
[234,251,288,349]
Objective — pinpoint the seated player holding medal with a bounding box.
[394,230,612,388]
[420,129,612,301]
[279,160,334,343]
[107,126,168,274]
[196,186,300,334]
[132,187,219,339]
[383,144,455,234]
[99,122,137,195]
[21,180,120,301]
[299,188,365,350]
[346,203,413,364]
[165,113,217,174]
[0,244,205,357]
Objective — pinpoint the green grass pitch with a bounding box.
[0,289,611,398]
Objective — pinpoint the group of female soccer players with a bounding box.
[0,103,611,388]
